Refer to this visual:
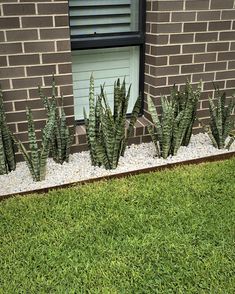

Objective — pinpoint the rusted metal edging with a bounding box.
[1,151,235,201]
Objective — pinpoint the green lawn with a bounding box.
[0,158,235,293]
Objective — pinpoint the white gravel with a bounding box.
[0,133,235,197]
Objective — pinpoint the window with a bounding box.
[69,0,146,121]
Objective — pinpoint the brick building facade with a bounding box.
[0,0,235,160]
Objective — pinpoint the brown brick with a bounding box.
[171,12,196,22]
[152,1,183,11]
[0,17,19,29]
[40,28,70,40]
[58,63,72,74]
[184,22,207,32]
[22,16,53,28]
[150,65,179,76]
[226,79,235,88]
[2,89,27,101]
[0,79,10,89]
[194,53,216,63]
[218,52,235,61]
[56,40,71,51]
[169,55,192,65]
[152,23,182,34]
[12,77,42,89]
[205,62,227,72]
[54,15,69,27]
[168,75,191,85]
[6,29,38,41]
[0,56,7,67]
[146,34,168,45]
[207,42,230,52]
[44,75,73,87]
[2,102,13,113]
[219,31,235,41]
[230,42,235,50]
[24,41,55,53]
[145,75,166,87]
[216,70,235,80]
[9,54,40,66]
[209,21,231,31]
[14,99,43,111]
[195,32,218,42]
[228,61,235,70]
[42,52,72,64]
[60,85,73,96]
[221,10,235,20]
[38,3,68,15]
[181,64,204,74]
[0,67,24,79]
[210,0,234,9]
[170,34,194,44]
[5,111,26,123]
[183,43,206,53]
[186,0,209,10]
[145,55,167,67]
[0,43,22,54]
[3,3,35,15]
[146,1,151,11]
[18,120,46,133]
[29,86,57,99]
[26,65,56,77]
[147,12,170,22]
[151,45,180,56]
[197,11,221,21]
[193,72,215,82]
[0,31,5,42]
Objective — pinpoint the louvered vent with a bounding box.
[69,0,139,36]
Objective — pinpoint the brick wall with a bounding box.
[145,0,235,131]
[1,0,235,161]
[0,0,75,158]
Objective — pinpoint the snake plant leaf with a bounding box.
[0,86,16,175]
[147,95,163,143]
[203,85,235,149]
[85,75,141,169]
[39,77,72,164]
[15,106,56,181]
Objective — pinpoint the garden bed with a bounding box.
[1,133,235,200]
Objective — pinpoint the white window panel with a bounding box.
[69,0,139,36]
[72,46,140,120]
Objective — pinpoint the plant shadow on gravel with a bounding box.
[0,158,235,293]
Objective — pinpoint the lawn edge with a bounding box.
[1,151,235,201]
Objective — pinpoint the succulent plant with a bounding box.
[147,81,201,159]
[39,77,72,164]
[0,87,16,175]
[15,106,56,181]
[201,86,235,149]
[84,75,141,169]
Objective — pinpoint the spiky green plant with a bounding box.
[39,77,72,164]
[201,86,235,149]
[147,81,201,159]
[84,75,141,170]
[172,81,201,146]
[15,106,56,181]
[0,87,16,175]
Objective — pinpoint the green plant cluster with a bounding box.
[200,86,235,149]
[84,75,141,169]
[147,82,201,159]
[0,87,16,175]
[15,106,56,182]
[39,77,72,164]
[0,78,72,181]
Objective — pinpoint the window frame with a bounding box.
[68,0,146,124]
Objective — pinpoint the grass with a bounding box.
[0,158,235,293]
